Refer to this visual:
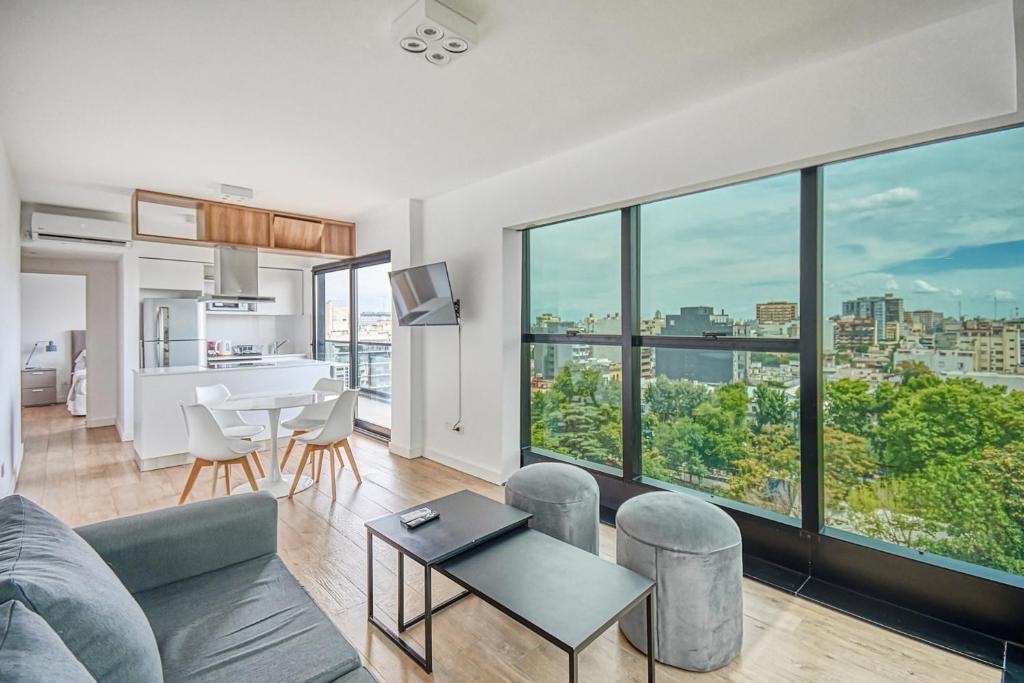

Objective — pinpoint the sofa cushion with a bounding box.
[0,495,163,682]
[135,554,361,683]
[0,600,96,682]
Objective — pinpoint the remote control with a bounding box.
[404,511,440,528]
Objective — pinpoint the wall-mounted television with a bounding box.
[389,261,459,326]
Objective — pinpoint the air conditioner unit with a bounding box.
[30,211,130,247]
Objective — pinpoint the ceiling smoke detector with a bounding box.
[393,0,477,68]
[218,184,254,203]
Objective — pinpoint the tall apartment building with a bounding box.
[842,294,904,342]
[961,319,1023,373]
[756,301,798,324]
[833,317,878,348]
[656,306,734,383]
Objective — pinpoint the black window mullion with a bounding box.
[521,230,532,452]
[799,166,824,533]
[636,335,799,353]
[622,206,641,482]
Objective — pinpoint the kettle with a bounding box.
[216,340,232,356]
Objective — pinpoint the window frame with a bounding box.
[520,131,1024,649]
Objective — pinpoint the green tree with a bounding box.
[753,383,793,432]
[653,417,711,485]
[824,379,875,437]
[726,425,800,516]
[644,378,710,425]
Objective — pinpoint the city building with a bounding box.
[842,294,904,342]
[663,306,732,337]
[832,317,877,348]
[756,301,798,324]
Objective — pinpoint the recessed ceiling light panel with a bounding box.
[416,23,444,41]
[442,37,468,53]
[400,37,427,53]
[424,50,451,66]
[393,0,477,67]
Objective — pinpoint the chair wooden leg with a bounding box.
[250,451,265,477]
[179,459,205,505]
[289,446,312,498]
[239,457,259,492]
[224,464,231,494]
[280,431,305,470]
[329,445,337,500]
[211,463,221,496]
[315,449,324,482]
[340,439,362,484]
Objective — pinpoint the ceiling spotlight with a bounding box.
[394,1,477,67]
[442,36,468,53]
[400,36,427,53]
[424,49,451,66]
[416,23,444,41]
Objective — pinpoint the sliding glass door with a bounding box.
[314,251,392,436]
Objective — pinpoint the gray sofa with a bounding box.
[0,491,377,683]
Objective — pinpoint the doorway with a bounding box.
[313,252,392,438]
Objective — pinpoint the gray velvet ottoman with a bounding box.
[504,462,600,554]
[616,491,742,672]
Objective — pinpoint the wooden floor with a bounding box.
[16,405,997,683]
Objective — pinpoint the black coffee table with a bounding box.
[366,490,656,681]
[365,490,532,672]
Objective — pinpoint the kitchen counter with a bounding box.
[133,360,333,470]
[134,358,325,377]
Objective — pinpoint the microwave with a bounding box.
[206,301,256,312]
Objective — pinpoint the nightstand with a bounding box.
[22,367,57,406]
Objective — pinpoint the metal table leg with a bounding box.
[646,592,656,682]
[569,649,579,683]
[365,532,471,673]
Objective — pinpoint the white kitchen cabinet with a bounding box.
[138,257,205,292]
[257,267,303,315]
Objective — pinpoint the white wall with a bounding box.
[381,2,1020,484]
[0,138,22,496]
[20,272,86,396]
[21,256,120,428]
[356,198,424,459]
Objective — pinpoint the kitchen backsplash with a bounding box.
[205,314,309,355]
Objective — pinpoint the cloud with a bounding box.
[913,279,940,293]
[885,278,899,290]
[828,186,921,213]
[993,289,1016,302]
[947,287,963,297]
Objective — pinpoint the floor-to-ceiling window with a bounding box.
[822,126,1024,577]
[521,126,1024,644]
[314,251,392,436]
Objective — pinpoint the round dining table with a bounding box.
[213,389,338,498]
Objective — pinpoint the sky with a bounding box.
[323,262,393,317]
[529,125,1024,325]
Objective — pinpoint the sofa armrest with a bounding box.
[75,491,278,593]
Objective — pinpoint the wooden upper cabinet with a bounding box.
[271,214,323,252]
[132,189,355,257]
[322,221,354,257]
[205,204,271,248]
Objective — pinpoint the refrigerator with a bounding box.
[140,298,206,368]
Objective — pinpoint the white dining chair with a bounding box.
[288,389,361,499]
[280,378,346,475]
[195,384,266,478]
[178,402,260,504]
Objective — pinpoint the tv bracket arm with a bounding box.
[452,299,463,433]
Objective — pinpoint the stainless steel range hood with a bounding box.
[200,245,276,303]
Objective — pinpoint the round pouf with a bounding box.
[616,491,742,672]
[504,462,600,554]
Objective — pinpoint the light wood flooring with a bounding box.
[15,405,998,683]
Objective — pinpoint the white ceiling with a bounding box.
[0,0,993,221]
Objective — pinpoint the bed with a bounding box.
[66,330,87,417]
